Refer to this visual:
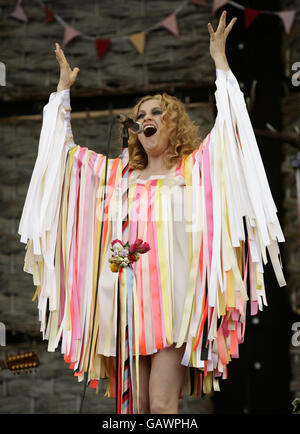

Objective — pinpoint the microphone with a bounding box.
[116,114,143,134]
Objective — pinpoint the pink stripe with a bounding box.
[134,182,149,354]
[77,153,96,307]
[150,180,166,347]
[203,133,213,270]
[59,231,66,327]
[70,148,89,359]
[129,184,143,244]
[142,181,163,350]
[76,153,97,343]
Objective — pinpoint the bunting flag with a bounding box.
[0,61,6,86]
[63,25,81,47]
[212,1,296,34]
[189,0,209,6]
[129,32,146,55]
[6,0,298,59]
[9,0,27,23]
[276,10,297,34]
[161,14,180,37]
[212,0,228,14]
[95,39,111,60]
[244,8,260,29]
[44,6,55,23]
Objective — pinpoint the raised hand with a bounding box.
[208,10,237,71]
[54,42,80,92]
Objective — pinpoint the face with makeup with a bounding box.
[136,98,170,159]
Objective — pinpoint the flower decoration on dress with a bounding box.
[109,238,150,272]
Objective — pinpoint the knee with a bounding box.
[134,390,150,414]
[136,396,150,414]
[150,395,176,414]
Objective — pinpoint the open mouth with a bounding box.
[144,125,157,137]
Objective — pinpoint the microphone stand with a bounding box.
[116,123,129,413]
[79,118,129,414]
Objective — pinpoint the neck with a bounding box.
[146,155,169,174]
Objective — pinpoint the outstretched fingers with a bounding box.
[225,17,237,37]
[207,22,215,36]
[216,10,227,34]
[208,11,237,38]
[54,43,65,64]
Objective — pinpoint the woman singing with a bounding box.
[19,11,286,414]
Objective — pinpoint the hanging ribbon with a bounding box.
[115,147,132,414]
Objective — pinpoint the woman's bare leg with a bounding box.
[132,355,151,413]
[149,344,187,414]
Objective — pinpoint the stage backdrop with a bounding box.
[0,0,299,414]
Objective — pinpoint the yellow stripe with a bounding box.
[132,271,140,413]
[256,267,264,291]
[103,279,117,356]
[155,179,172,344]
[183,155,193,266]
[32,285,39,302]
[120,268,128,394]
[227,269,235,308]
[218,284,226,316]
[62,146,78,330]
[203,371,212,394]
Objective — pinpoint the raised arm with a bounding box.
[52,42,80,148]
[208,11,237,72]
[18,43,80,259]
[55,42,80,92]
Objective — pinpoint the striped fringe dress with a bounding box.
[18,69,286,403]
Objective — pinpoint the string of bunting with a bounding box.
[8,0,297,61]
[8,0,208,59]
[213,1,297,33]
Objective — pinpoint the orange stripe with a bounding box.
[147,182,163,349]
[229,327,238,356]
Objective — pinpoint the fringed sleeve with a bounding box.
[18,89,76,277]
[178,69,286,394]
[18,89,123,390]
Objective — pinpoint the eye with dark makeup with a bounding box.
[136,108,162,120]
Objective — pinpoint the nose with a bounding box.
[143,113,153,124]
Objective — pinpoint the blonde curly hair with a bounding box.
[128,93,201,171]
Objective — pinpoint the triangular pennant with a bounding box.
[95,39,111,60]
[244,8,260,29]
[44,6,55,23]
[276,10,296,33]
[0,62,6,86]
[9,0,27,23]
[212,0,228,14]
[129,32,145,54]
[63,25,81,47]
[189,0,209,7]
[161,14,179,37]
